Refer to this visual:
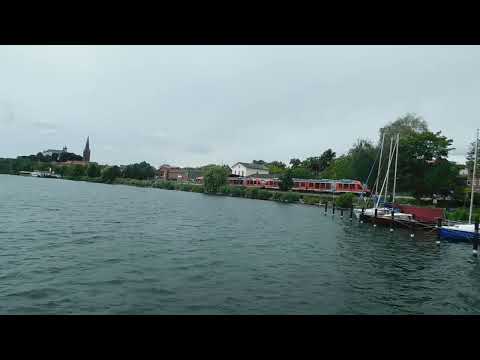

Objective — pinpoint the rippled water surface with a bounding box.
[1,174,480,314]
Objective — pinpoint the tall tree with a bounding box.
[379,113,428,145]
[86,163,101,178]
[348,139,378,182]
[268,161,286,168]
[466,140,479,176]
[203,165,229,193]
[279,169,294,191]
[396,131,455,199]
[289,158,302,168]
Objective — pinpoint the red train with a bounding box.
[222,176,369,195]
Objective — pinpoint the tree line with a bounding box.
[0,113,467,201]
[204,114,465,200]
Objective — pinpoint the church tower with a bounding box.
[83,136,91,162]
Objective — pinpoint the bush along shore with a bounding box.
[60,175,363,208]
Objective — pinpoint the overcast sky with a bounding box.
[0,45,478,167]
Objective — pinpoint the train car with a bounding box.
[227,175,245,186]
[219,175,369,196]
[291,178,367,194]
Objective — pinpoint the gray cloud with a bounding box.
[0,45,479,166]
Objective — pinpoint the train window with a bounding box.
[326,183,331,189]
[315,183,319,189]
[309,183,314,187]
[350,184,355,189]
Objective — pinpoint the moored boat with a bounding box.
[439,224,476,241]
[438,129,479,241]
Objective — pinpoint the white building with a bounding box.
[231,162,269,177]
[42,146,67,157]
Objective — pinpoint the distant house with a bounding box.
[157,164,187,181]
[231,162,269,177]
[183,167,203,181]
[458,164,468,177]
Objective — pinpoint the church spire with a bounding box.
[83,136,91,162]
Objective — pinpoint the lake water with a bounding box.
[1,174,480,314]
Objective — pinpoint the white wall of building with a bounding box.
[231,163,269,177]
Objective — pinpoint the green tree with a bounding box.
[123,161,155,180]
[279,169,294,191]
[252,160,266,165]
[396,131,455,199]
[466,139,479,176]
[203,165,229,193]
[336,193,355,208]
[321,155,353,179]
[268,161,286,168]
[348,139,378,182]
[379,113,428,145]
[268,166,286,175]
[86,163,101,178]
[290,166,315,179]
[302,149,336,176]
[101,165,121,182]
[289,158,301,168]
[66,164,86,178]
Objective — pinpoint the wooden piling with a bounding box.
[436,218,442,244]
[373,208,377,227]
[324,202,327,215]
[390,210,394,232]
[350,205,353,221]
[340,208,344,218]
[332,203,335,215]
[474,217,479,256]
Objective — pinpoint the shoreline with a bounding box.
[3,173,461,215]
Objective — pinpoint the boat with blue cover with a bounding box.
[438,129,479,241]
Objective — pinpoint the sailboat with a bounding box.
[438,129,479,241]
[354,133,415,225]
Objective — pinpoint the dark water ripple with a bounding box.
[1,174,480,314]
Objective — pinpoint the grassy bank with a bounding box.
[50,175,472,212]
[60,176,362,207]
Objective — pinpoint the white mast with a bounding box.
[384,137,395,205]
[469,129,479,224]
[374,133,386,199]
[392,133,400,205]
[376,137,395,209]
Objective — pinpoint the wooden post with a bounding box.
[373,208,377,227]
[340,208,344,218]
[436,218,442,244]
[324,202,328,215]
[360,207,364,223]
[350,205,353,221]
[390,210,394,232]
[332,203,335,215]
[473,217,479,256]
[410,214,415,237]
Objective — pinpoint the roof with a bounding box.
[292,178,361,183]
[232,162,268,170]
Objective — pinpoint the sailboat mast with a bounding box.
[384,137,395,204]
[469,129,479,224]
[392,133,400,205]
[374,133,386,198]
[376,137,395,209]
